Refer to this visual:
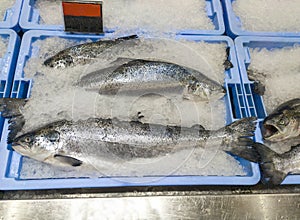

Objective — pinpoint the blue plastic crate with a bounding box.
[0,0,23,31]
[0,30,259,190]
[222,0,300,38]
[19,0,224,35]
[235,36,300,184]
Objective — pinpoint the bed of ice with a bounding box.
[248,46,300,154]
[233,0,300,32]
[16,35,246,179]
[35,0,63,25]
[36,0,214,33]
[248,46,300,113]
[0,0,14,20]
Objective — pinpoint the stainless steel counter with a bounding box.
[1,185,300,219]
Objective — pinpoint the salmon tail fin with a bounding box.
[254,143,287,185]
[220,117,257,152]
[0,98,27,118]
[0,98,27,143]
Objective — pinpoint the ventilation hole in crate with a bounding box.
[228,84,242,119]
[246,94,254,107]
[18,81,30,98]
[244,84,251,94]
[249,107,256,117]
[0,81,5,93]
[12,81,19,92]
[236,84,242,94]
[0,117,4,141]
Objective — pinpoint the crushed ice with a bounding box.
[0,36,8,58]
[249,46,300,113]
[35,0,63,25]
[233,0,300,32]
[0,0,14,20]
[35,0,214,33]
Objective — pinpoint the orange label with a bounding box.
[62,2,101,17]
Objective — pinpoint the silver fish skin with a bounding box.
[43,35,138,68]
[263,98,300,142]
[253,143,300,185]
[77,59,226,101]
[11,117,256,168]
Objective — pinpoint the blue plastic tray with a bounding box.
[222,0,300,38]
[0,0,23,31]
[19,0,225,35]
[235,36,300,184]
[0,30,260,190]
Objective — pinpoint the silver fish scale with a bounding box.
[11,117,257,167]
[44,35,139,68]
[55,118,210,161]
[70,41,115,59]
[76,59,225,100]
[98,60,199,93]
[280,145,300,174]
[108,60,195,84]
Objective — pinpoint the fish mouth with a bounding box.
[11,141,25,148]
[262,123,280,139]
[11,142,29,155]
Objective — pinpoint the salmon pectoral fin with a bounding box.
[53,154,83,167]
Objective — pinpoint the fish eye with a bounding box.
[279,119,286,125]
[24,137,32,143]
